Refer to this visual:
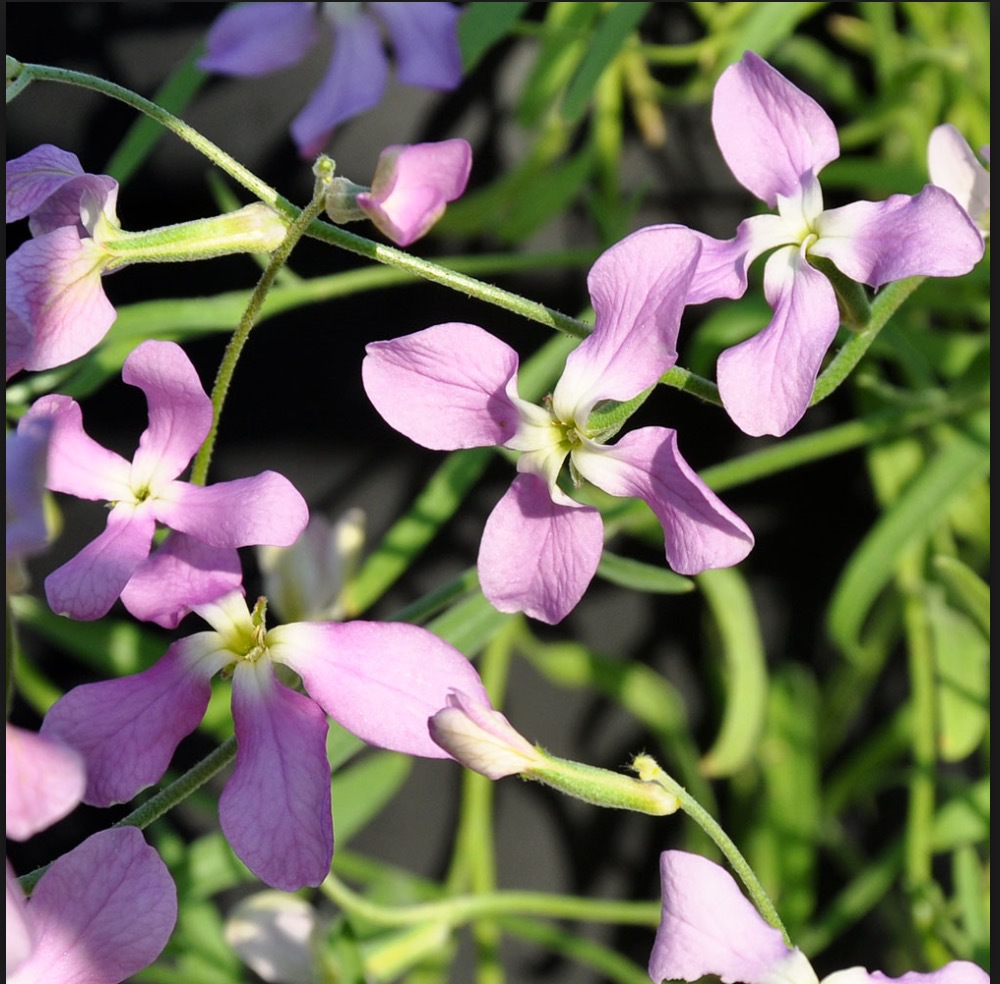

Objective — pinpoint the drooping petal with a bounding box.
[40,638,225,805]
[199,2,319,76]
[290,12,388,157]
[717,245,840,437]
[5,144,83,223]
[124,340,214,489]
[222,660,332,891]
[154,472,309,548]
[649,850,799,984]
[552,227,700,421]
[121,533,243,629]
[813,184,985,287]
[6,861,32,976]
[928,124,990,234]
[573,430,753,574]
[712,51,840,207]
[5,417,52,565]
[477,473,605,624]
[363,323,524,449]
[6,827,177,984]
[370,2,464,90]
[268,621,490,757]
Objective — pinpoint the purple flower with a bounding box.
[928,124,990,240]
[199,3,464,158]
[40,590,492,891]
[6,417,52,591]
[679,52,985,437]
[18,339,308,625]
[649,851,989,984]
[362,227,754,624]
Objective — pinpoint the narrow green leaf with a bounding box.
[458,2,531,71]
[931,778,990,850]
[595,552,694,594]
[332,752,413,846]
[932,554,990,640]
[428,591,512,658]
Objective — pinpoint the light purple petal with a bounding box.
[477,473,604,624]
[648,850,793,984]
[553,227,700,420]
[28,174,119,238]
[5,724,85,841]
[40,640,224,805]
[199,2,319,76]
[6,862,33,976]
[712,51,840,207]
[124,340,214,488]
[813,184,985,287]
[269,620,490,757]
[290,13,388,157]
[221,660,332,890]
[6,304,32,381]
[358,138,472,246]
[717,245,840,437]
[573,430,753,574]
[121,533,243,629]
[5,144,84,223]
[5,418,52,564]
[154,472,309,548]
[363,323,524,449]
[371,2,463,89]
[928,124,990,232]
[869,964,992,984]
[6,827,177,984]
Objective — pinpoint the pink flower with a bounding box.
[674,52,985,437]
[928,124,990,240]
[649,851,988,984]
[40,590,492,891]
[199,3,464,158]
[362,227,754,624]
[18,339,308,625]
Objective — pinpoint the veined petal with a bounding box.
[5,144,84,223]
[199,2,319,76]
[928,124,990,233]
[125,340,214,489]
[573,430,753,574]
[222,660,332,890]
[28,174,119,238]
[363,323,524,449]
[270,620,489,758]
[712,52,839,207]
[40,638,225,805]
[813,185,984,287]
[6,304,32,381]
[371,1,463,90]
[717,245,839,437]
[477,473,604,624]
[6,828,177,984]
[154,472,309,548]
[552,227,699,420]
[649,851,800,984]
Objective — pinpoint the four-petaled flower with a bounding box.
[19,339,309,625]
[199,2,464,158]
[928,124,990,240]
[675,51,985,437]
[363,226,754,624]
[40,589,492,891]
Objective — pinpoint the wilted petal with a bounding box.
[224,891,319,984]
[7,827,177,984]
[372,2,463,90]
[477,473,604,624]
[269,621,490,757]
[199,2,319,76]
[717,245,839,437]
[222,660,332,891]
[573,430,753,574]
[928,124,990,233]
[712,51,840,207]
[363,323,524,449]
[5,144,84,223]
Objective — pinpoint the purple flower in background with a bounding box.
[928,124,990,240]
[41,590,492,890]
[19,339,308,624]
[649,850,989,984]
[678,52,985,437]
[200,2,464,158]
[6,417,52,592]
[363,227,754,624]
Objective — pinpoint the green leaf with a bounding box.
[931,778,990,850]
[332,751,413,846]
[595,552,694,594]
[427,591,512,657]
[932,554,990,640]
[458,2,531,72]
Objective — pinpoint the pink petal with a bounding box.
[813,184,985,287]
[40,640,224,805]
[371,2,464,90]
[221,660,332,890]
[363,323,524,449]
[477,473,605,624]
[269,621,490,757]
[871,965,992,984]
[928,124,990,231]
[554,227,700,419]
[6,862,33,976]
[717,245,840,437]
[7,828,177,984]
[5,725,85,841]
[199,2,319,76]
[712,52,840,208]
[573,430,753,575]
[5,144,83,223]
[648,850,793,984]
